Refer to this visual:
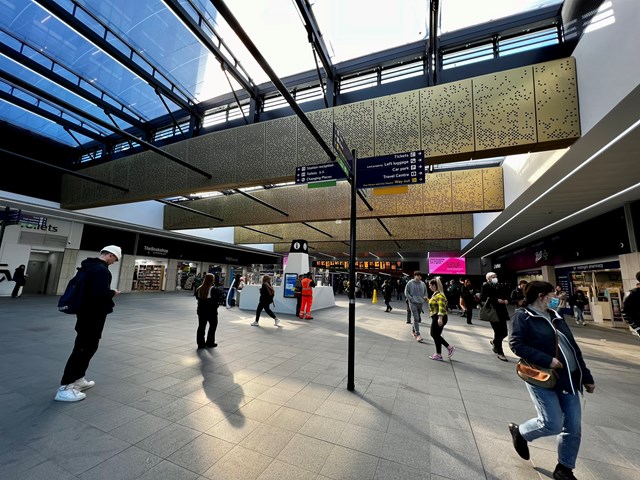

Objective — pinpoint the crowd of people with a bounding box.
[54,248,632,479]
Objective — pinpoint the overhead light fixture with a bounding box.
[368,251,379,259]
[396,251,404,258]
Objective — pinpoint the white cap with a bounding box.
[101,245,122,260]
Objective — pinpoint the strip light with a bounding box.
[465,116,640,258]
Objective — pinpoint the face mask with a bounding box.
[548,297,560,309]
[491,278,498,284]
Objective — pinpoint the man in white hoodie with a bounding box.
[404,271,427,342]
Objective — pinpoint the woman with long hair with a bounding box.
[195,273,220,348]
[428,277,455,361]
[251,275,280,327]
[509,281,595,480]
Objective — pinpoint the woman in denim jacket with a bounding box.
[508,281,595,480]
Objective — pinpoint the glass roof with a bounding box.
[0,0,563,148]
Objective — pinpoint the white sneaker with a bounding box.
[251,321,259,326]
[55,385,86,402]
[274,318,281,326]
[73,377,95,391]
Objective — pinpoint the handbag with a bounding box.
[479,298,499,323]
[516,329,558,389]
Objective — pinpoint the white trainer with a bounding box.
[73,377,95,391]
[55,385,86,402]
[251,321,259,326]
[274,318,281,326]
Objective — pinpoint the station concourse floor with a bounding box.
[1,292,639,480]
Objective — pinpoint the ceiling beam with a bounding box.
[0,70,212,179]
[34,0,199,118]
[0,41,147,132]
[294,0,334,82]
[0,148,128,192]
[0,89,106,142]
[164,0,257,98]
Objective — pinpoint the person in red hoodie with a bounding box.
[299,272,316,319]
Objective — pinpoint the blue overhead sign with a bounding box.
[295,162,347,185]
[356,151,425,189]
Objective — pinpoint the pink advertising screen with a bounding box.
[428,256,466,275]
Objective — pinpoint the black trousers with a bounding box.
[197,311,218,347]
[464,306,474,324]
[11,282,23,297]
[430,315,449,354]
[490,318,509,355]
[60,335,100,385]
[295,296,302,316]
[255,301,276,322]
[61,312,107,385]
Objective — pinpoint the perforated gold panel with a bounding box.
[297,109,333,166]
[424,173,452,214]
[186,133,219,192]
[374,91,420,155]
[266,117,297,179]
[534,57,580,144]
[163,166,503,230]
[234,214,472,245]
[420,80,474,159]
[474,67,536,150]
[61,59,575,210]
[210,128,237,187]
[236,123,265,184]
[334,100,375,158]
[482,167,505,210]
[452,169,483,212]
[397,183,424,215]
[164,143,188,193]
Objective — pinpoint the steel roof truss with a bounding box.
[164,0,257,98]
[34,0,199,118]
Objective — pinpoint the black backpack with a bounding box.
[58,267,88,314]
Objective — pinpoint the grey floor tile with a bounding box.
[240,423,296,457]
[276,433,335,473]
[206,413,262,444]
[136,424,201,458]
[1,294,639,480]
[77,445,162,480]
[108,412,172,444]
[167,433,234,474]
[319,445,379,480]
[202,445,272,480]
[256,459,319,480]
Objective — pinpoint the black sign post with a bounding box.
[347,148,357,392]
[333,124,358,392]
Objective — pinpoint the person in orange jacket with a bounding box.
[299,272,316,319]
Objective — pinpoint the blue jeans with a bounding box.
[409,302,422,335]
[520,383,582,469]
[575,306,584,322]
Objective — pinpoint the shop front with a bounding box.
[556,259,624,327]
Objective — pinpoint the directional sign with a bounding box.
[295,162,347,185]
[356,150,425,189]
[332,124,353,177]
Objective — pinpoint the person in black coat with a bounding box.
[195,273,221,349]
[480,271,510,361]
[508,281,595,480]
[382,280,394,312]
[11,264,27,298]
[55,246,121,402]
[251,275,280,327]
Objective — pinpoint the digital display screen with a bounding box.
[283,273,298,298]
[428,256,466,275]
